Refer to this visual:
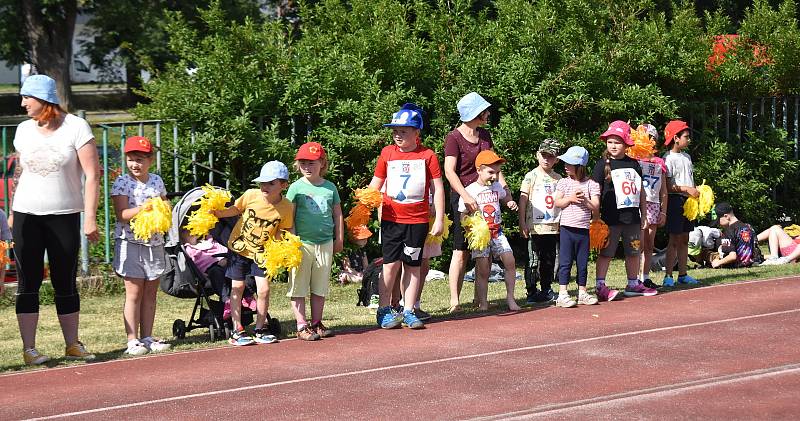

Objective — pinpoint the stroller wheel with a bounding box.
[208,324,217,342]
[224,326,232,340]
[267,315,282,338]
[172,319,186,339]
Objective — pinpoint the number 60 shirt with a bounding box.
[592,155,643,226]
[374,143,442,224]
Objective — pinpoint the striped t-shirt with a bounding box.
[555,177,600,229]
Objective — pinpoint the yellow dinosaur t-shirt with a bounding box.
[227,189,294,260]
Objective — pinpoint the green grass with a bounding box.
[1,260,799,372]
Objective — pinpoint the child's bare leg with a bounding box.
[474,256,490,310]
[380,261,402,307]
[123,278,145,340]
[139,279,159,339]
[665,235,678,277]
[291,297,307,327]
[448,250,468,307]
[595,255,612,280]
[640,226,656,280]
[677,233,690,274]
[402,264,421,312]
[230,280,245,331]
[624,254,639,281]
[499,252,520,310]
[310,294,325,323]
[254,276,269,329]
[415,258,429,309]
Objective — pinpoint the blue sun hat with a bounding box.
[252,161,289,183]
[557,146,589,166]
[457,92,491,122]
[20,74,60,105]
[384,103,424,130]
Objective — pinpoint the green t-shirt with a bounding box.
[286,178,341,244]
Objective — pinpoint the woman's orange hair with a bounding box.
[34,100,65,124]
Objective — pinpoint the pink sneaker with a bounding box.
[624,281,658,297]
[222,299,231,320]
[242,295,258,311]
[596,284,620,302]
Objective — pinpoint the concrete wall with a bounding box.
[0,62,20,85]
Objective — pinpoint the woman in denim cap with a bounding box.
[12,75,100,365]
[443,92,511,312]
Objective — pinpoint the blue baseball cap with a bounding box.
[558,146,589,166]
[20,74,60,105]
[252,161,289,183]
[384,103,424,130]
[457,92,491,122]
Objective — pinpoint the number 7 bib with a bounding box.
[610,168,641,209]
[385,159,426,204]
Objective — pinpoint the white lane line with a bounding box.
[4,274,797,379]
[22,307,800,420]
[469,363,800,420]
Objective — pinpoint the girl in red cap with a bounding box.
[661,120,700,286]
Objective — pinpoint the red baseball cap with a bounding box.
[664,120,690,146]
[124,136,153,154]
[295,142,326,161]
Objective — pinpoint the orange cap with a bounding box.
[664,120,689,146]
[474,150,506,169]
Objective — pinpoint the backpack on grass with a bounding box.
[357,257,383,306]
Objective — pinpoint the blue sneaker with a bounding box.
[377,306,402,329]
[662,276,675,287]
[402,309,424,329]
[228,329,255,346]
[253,328,278,344]
[678,274,699,284]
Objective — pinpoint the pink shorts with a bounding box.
[646,201,661,225]
[780,239,800,257]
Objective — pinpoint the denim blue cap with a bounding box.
[20,75,60,105]
[252,160,289,183]
[457,92,490,122]
[383,103,424,130]
[557,146,589,166]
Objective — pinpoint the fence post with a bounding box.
[102,128,111,264]
[191,124,197,187]
[209,150,214,185]
[795,96,799,160]
[2,127,7,216]
[173,123,179,193]
[155,122,162,174]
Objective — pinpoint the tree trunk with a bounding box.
[20,1,78,112]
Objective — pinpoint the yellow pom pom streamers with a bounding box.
[425,213,452,245]
[683,181,715,221]
[626,127,656,160]
[462,212,490,250]
[589,219,609,251]
[355,187,382,209]
[184,184,232,237]
[130,197,172,242]
[253,231,303,279]
[784,224,800,238]
[683,197,700,221]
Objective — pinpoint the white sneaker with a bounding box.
[125,340,149,356]
[368,294,379,310]
[141,337,171,352]
[762,256,790,266]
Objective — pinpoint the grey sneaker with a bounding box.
[577,292,598,305]
[555,294,577,308]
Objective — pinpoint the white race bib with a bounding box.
[610,168,641,209]
[639,161,663,204]
[385,159,426,204]
[531,180,560,224]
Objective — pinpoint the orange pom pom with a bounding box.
[589,219,610,251]
[355,188,382,209]
[626,126,656,160]
[345,203,372,229]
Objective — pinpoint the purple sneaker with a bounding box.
[596,284,620,302]
[623,281,658,297]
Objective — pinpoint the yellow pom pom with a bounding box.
[589,219,609,251]
[355,187,383,209]
[130,198,172,242]
[184,185,232,237]
[626,127,656,160]
[254,231,303,279]
[462,213,491,250]
[783,224,800,238]
[425,213,453,245]
[697,182,715,217]
[683,197,700,221]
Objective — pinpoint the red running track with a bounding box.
[3,276,800,420]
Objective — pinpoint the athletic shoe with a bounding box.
[762,256,791,265]
[141,337,171,352]
[222,299,231,320]
[413,308,432,321]
[125,340,149,356]
[23,348,50,366]
[662,275,676,287]
[576,293,598,305]
[65,341,96,361]
[297,325,321,341]
[528,289,556,304]
[402,309,424,329]
[555,294,577,308]
[368,294,380,310]
[376,306,403,329]
[677,274,699,285]
[624,281,658,297]
[643,278,660,289]
[596,284,619,302]
[228,329,255,346]
[311,321,334,338]
[253,328,278,344]
[242,295,258,311]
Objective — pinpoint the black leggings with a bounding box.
[13,212,81,315]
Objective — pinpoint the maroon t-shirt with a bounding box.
[443,128,494,190]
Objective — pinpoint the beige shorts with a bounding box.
[288,240,333,298]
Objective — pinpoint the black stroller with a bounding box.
[162,186,281,341]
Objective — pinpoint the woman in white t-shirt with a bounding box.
[12,75,100,366]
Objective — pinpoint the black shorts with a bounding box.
[225,252,266,280]
[449,191,468,251]
[381,220,428,266]
[666,194,695,234]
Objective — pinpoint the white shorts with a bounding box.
[471,233,513,259]
[114,239,167,281]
